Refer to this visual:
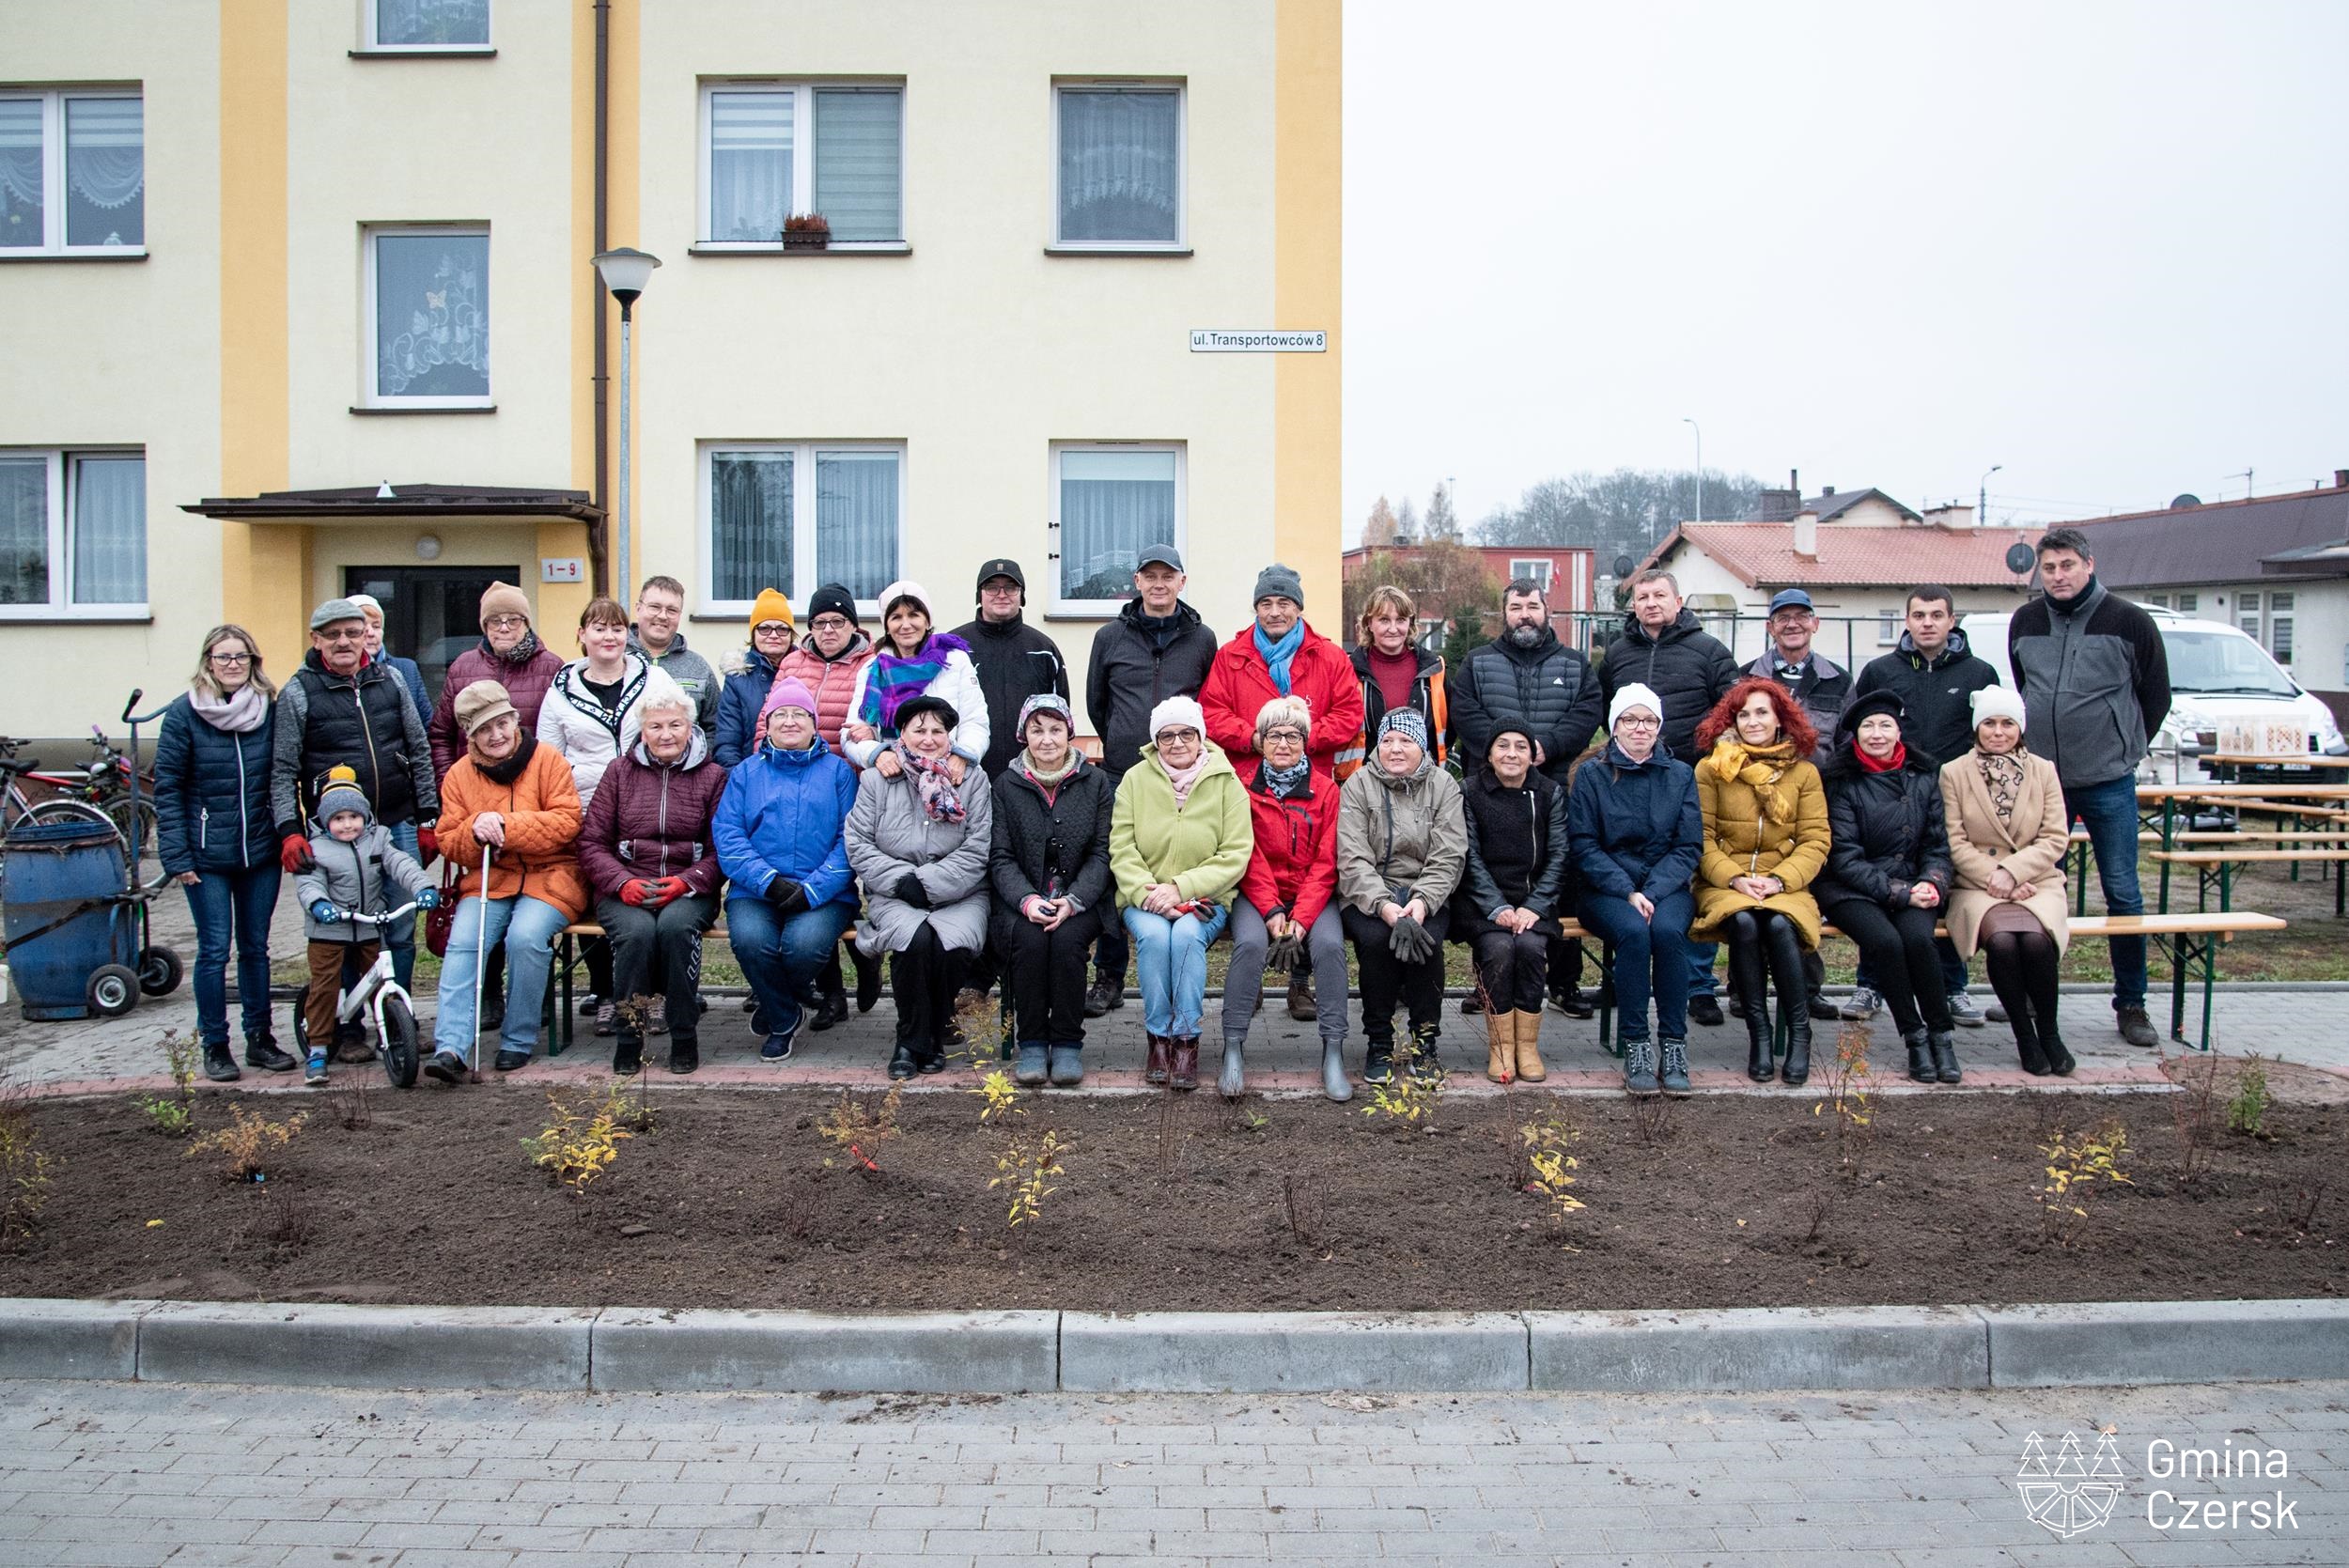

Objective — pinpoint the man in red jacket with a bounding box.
[1199,563,1363,1024]
[1200,564,1363,773]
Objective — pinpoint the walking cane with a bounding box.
[469,844,495,1080]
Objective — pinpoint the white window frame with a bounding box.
[697,441,906,616]
[0,447,148,619]
[695,80,907,251]
[361,224,491,410]
[1050,80,1187,252]
[2176,592,2199,613]
[1507,558,1554,594]
[1877,610,1901,646]
[0,86,145,256]
[358,0,494,53]
[1047,441,1188,616]
[2270,591,2295,664]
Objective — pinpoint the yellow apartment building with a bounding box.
[0,0,1341,738]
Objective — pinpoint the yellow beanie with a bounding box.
[749,587,795,637]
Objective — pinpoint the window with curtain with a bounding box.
[703,445,902,610]
[1056,85,1181,245]
[702,83,903,245]
[2271,592,2295,664]
[0,450,146,613]
[1056,448,1178,603]
[373,0,490,47]
[1,90,141,253]
[369,227,490,403]
[710,452,795,602]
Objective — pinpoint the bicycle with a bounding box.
[288,902,425,1089]
[1,736,123,840]
[0,694,168,891]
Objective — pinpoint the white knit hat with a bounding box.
[875,579,933,623]
[1147,694,1206,742]
[1609,681,1664,730]
[1970,685,2028,731]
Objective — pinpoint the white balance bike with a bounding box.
[288,902,424,1088]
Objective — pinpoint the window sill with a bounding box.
[686,243,911,256]
[0,249,149,263]
[350,404,497,416]
[1045,605,1126,622]
[0,608,152,624]
[349,46,497,57]
[1044,245,1191,257]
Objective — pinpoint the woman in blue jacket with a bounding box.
[153,625,301,1082]
[1568,681,1703,1097]
[714,676,860,1061]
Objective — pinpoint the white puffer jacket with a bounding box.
[535,655,650,808]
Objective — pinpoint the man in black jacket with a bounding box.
[1450,579,1606,1015]
[1850,584,2009,1031]
[2009,527,2171,1048]
[1081,544,1218,1015]
[1598,570,1739,1025]
[951,559,1070,780]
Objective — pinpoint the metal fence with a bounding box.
[1548,611,1893,670]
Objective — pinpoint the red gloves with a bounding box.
[621,877,691,908]
[619,880,654,907]
[280,833,314,874]
[652,877,690,904]
[417,825,439,862]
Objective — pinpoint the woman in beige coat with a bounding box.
[1940,686,2073,1076]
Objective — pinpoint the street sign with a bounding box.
[1189,330,1327,352]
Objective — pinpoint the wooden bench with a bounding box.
[2152,849,2349,916]
[1581,910,2285,1058]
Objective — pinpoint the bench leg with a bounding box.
[2167,932,2190,1048]
[552,933,572,1058]
[1596,940,1619,1057]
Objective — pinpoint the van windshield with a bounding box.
[2165,629,2298,697]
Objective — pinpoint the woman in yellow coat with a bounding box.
[1691,676,1830,1085]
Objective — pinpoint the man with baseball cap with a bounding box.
[1750,588,1853,759]
[1081,542,1218,1015]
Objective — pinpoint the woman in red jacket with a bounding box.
[1218,695,1352,1102]
[1199,564,1363,774]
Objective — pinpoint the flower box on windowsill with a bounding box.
[782,230,830,253]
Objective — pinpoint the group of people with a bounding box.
[148,522,2167,1098]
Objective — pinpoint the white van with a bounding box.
[1959,610,2348,783]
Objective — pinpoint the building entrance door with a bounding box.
[345,566,521,708]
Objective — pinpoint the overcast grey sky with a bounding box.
[1341,0,2349,536]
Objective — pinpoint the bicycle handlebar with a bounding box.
[325,902,422,926]
[121,688,143,723]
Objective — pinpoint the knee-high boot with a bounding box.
[1762,916,1812,1086]
[1728,930,1773,1082]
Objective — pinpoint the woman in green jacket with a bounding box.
[1111,695,1253,1090]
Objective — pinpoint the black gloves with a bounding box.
[1264,931,1305,974]
[893,873,931,909]
[766,877,809,916]
[1389,913,1439,964]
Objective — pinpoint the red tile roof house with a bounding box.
[1339,543,1595,641]
[1635,487,2043,669]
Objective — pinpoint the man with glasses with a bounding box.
[272,598,440,1025]
[630,575,719,740]
[1748,587,1852,1024]
[1083,545,1219,1017]
[950,559,1069,781]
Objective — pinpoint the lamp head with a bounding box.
[593,246,661,312]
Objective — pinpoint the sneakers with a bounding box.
[1549,986,1595,1020]
[1047,1045,1084,1087]
[1363,1040,1394,1084]
[1687,994,1726,1029]
[425,1049,466,1084]
[2116,1005,2159,1048]
[1945,990,1986,1029]
[1083,973,1126,1018]
[1839,986,1883,1022]
[303,1048,329,1086]
[244,1035,297,1073]
[1623,1039,1660,1094]
[646,997,669,1035]
[201,1042,241,1082]
[1658,1039,1691,1095]
[594,1000,616,1037]
[761,996,804,1060]
[1983,998,2010,1024]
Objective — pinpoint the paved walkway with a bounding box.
[3,1375,2342,1565]
[8,891,2349,1099]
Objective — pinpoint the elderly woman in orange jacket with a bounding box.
[429,679,588,1080]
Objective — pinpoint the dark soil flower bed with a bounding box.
[1,1079,2339,1311]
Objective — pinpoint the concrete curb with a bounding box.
[4,1296,2344,1394]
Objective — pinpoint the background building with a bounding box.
[1,0,1342,738]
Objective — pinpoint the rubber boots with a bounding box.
[1730,931,1774,1081]
[1320,1039,1353,1102]
[1763,917,1812,1086]
[1219,1040,1246,1098]
[1144,1032,1171,1085]
[1170,1036,1200,1091]
[1514,1010,1548,1082]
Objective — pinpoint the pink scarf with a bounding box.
[1159,748,1208,809]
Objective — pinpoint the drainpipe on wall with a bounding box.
[590,0,612,596]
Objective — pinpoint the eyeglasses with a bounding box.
[318,627,365,641]
[809,614,852,633]
[1615,715,1661,730]
[208,651,253,665]
[484,614,526,631]
[1261,727,1305,745]
[753,622,792,638]
[1155,727,1201,746]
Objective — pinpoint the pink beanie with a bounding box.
[759,675,818,729]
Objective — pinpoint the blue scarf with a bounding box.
[1253,621,1304,694]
